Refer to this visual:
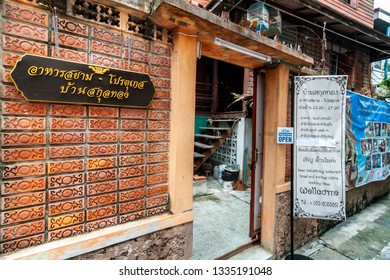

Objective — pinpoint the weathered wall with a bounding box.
[274,191,317,260]
[318,177,390,234]
[0,0,172,255]
[274,178,390,259]
[70,223,193,260]
[318,0,374,28]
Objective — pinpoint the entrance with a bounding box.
[192,57,264,259]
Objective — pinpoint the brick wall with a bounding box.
[0,0,172,254]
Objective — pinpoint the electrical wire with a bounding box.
[262,1,390,57]
[206,0,390,57]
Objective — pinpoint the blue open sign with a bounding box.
[277,127,293,144]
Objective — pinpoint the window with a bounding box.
[329,53,339,75]
[341,0,358,8]
[372,61,383,70]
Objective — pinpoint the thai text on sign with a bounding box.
[10,54,155,108]
[294,76,347,220]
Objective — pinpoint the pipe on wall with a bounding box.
[384,24,390,79]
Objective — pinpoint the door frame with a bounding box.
[250,70,265,239]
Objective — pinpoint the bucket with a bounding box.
[218,164,226,178]
[221,165,239,182]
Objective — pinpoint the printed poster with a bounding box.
[294,76,347,220]
[347,91,390,188]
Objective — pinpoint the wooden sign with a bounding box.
[10,54,156,108]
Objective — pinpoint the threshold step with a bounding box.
[194,152,206,158]
[195,134,222,139]
[194,142,214,149]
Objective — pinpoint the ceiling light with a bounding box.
[214,37,272,62]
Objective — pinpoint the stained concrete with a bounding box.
[192,177,271,260]
[295,194,390,260]
[194,180,390,260]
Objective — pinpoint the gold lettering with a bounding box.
[28,63,146,103]
[45,68,53,76]
[72,71,81,80]
[87,87,97,98]
[77,87,87,95]
[27,66,39,76]
[60,82,75,94]
[64,70,74,81]
[96,88,103,97]
[107,74,146,90]
[83,73,94,81]
[70,84,77,94]
[102,90,111,99]
[110,91,118,98]
[60,70,67,78]
[138,81,147,89]
[108,74,117,85]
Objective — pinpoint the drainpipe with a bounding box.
[384,25,390,79]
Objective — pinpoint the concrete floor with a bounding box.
[295,194,390,260]
[193,179,390,260]
[192,177,271,260]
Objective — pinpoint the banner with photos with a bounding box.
[347,91,390,188]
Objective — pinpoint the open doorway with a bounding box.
[192,57,263,259]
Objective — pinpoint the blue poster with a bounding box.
[347,91,390,188]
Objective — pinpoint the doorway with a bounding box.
[192,57,264,259]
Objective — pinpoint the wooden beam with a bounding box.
[150,0,314,68]
[261,63,290,253]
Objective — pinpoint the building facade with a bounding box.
[1,0,390,260]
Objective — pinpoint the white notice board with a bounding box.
[294,76,347,220]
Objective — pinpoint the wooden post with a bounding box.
[212,59,218,112]
[169,29,198,214]
[261,64,290,253]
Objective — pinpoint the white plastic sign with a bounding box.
[277,127,293,144]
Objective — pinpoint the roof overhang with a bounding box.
[149,0,314,69]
